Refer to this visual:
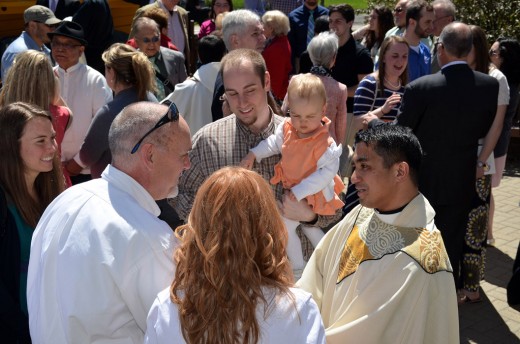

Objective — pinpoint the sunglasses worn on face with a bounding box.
[139,36,160,44]
[130,101,179,154]
[394,7,404,13]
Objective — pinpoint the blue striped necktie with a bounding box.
[307,10,314,45]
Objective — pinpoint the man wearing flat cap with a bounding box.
[1,5,61,83]
[49,21,113,184]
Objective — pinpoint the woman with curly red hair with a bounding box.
[144,167,325,344]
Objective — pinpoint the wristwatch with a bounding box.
[477,160,490,172]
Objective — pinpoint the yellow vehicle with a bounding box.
[0,0,139,39]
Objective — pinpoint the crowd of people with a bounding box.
[1,0,519,343]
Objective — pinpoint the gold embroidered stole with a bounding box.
[337,207,451,284]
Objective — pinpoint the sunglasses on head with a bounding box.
[130,101,179,154]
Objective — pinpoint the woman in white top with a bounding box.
[144,166,325,344]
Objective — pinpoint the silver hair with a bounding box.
[308,32,339,68]
[222,9,261,51]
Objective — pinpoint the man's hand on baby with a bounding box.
[239,152,256,169]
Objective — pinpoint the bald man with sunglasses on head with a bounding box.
[28,102,192,343]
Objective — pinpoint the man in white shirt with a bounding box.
[27,101,192,344]
[48,21,113,184]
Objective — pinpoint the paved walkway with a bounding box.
[459,157,520,343]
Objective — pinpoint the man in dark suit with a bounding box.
[36,0,82,19]
[130,0,190,72]
[397,22,498,289]
[132,17,187,100]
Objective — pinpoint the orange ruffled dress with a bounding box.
[271,117,344,215]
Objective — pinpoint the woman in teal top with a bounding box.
[0,102,65,343]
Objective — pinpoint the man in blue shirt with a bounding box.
[288,0,328,73]
[403,0,434,81]
[1,5,61,83]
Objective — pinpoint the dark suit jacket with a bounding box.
[397,63,498,207]
[36,0,82,19]
[157,46,187,88]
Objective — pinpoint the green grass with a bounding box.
[230,0,368,11]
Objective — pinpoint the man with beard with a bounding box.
[403,0,434,81]
[1,5,61,82]
[172,49,342,271]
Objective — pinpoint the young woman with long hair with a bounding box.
[144,167,325,344]
[0,102,65,342]
[361,5,394,64]
[0,50,72,185]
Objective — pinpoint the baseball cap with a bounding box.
[24,5,62,25]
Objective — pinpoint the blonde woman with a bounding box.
[144,167,325,344]
[65,43,157,179]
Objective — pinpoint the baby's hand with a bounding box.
[239,152,256,169]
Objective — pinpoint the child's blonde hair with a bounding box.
[287,73,327,106]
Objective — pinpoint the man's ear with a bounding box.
[139,143,155,171]
[395,161,410,181]
[264,71,271,92]
[230,34,239,50]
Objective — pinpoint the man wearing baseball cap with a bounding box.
[1,5,61,83]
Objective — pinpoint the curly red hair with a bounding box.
[171,166,294,343]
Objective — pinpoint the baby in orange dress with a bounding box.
[241,74,344,277]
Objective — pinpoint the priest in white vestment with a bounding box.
[298,124,459,344]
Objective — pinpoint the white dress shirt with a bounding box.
[27,165,178,344]
[55,62,112,174]
[144,287,326,343]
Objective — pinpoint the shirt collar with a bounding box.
[101,165,161,217]
[56,61,83,73]
[441,60,468,70]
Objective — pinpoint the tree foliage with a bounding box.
[366,0,520,41]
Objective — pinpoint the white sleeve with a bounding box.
[291,142,342,202]
[250,120,285,162]
[143,298,160,344]
[299,295,327,344]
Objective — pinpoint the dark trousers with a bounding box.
[433,204,472,289]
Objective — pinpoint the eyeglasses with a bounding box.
[394,7,404,13]
[137,36,160,44]
[489,49,499,56]
[130,101,179,154]
[50,41,82,50]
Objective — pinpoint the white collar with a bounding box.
[101,165,161,217]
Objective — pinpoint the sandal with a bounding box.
[458,295,482,305]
